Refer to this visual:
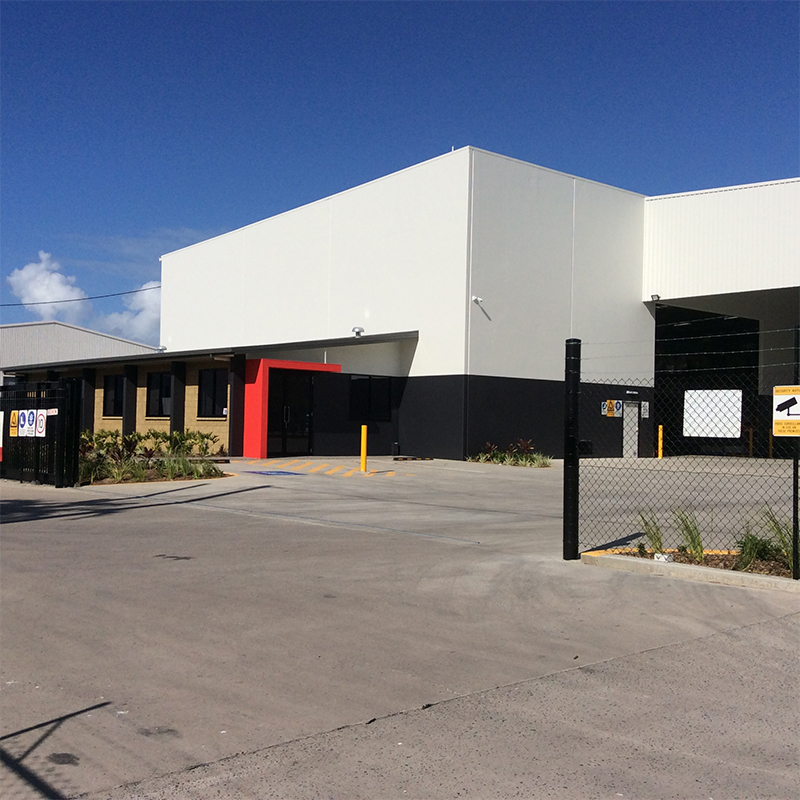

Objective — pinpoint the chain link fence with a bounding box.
[565,319,799,578]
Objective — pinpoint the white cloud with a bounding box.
[67,227,223,279]
[6,251,91,324]
[97,281,161,345]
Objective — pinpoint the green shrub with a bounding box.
[735,527,782,571]
[675,509,704,563]
[468,441,552,468]
[106,458,134,483]
[639,512,664,554]
[761,507,793,569]
[78,428,224,484]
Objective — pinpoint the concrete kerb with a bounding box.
[582,550,800,592]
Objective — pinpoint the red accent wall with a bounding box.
[242,359,341,458]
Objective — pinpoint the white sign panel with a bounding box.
[683,389,742,438]
[773,385,800,436]
[35,410,47,437]
[640,401,649,419]
[25,410,36,437]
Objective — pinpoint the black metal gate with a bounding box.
[0,379,81,487]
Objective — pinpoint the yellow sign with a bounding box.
[9,409,18,437]
[773,386,800,436]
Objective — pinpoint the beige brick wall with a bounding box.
[18,360,230,451]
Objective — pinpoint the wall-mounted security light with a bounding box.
[352,327,365,338]
[472,296,484,305]
[156,345,167,352]
[651,294,660,302]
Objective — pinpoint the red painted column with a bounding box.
[243,359,269,458]
[242,358,342,459]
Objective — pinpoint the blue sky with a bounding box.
[2,1,798,343]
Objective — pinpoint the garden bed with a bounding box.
[603,547,791,579]
[79,429,228,485]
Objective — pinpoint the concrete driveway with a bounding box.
[1,458,797,798]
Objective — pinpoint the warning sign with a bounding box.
[601,400,623,417]
[35,409,47,437]
[9,410,18,437]
[773,386,800,436]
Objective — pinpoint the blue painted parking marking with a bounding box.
[247,470,305,476]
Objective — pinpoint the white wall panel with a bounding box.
[572,180,653,382]
[643,179,800,300]
[467,151,574,382]
[161,150,470,376]
[468,151,650,382]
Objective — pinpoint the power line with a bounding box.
[0,284,161,308]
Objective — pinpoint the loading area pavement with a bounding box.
[1,458,797,799]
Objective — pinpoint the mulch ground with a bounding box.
[624,550,792,579]
[87,470,229,485]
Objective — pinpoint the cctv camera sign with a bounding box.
[773,386,800,436]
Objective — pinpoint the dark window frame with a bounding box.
[146,371,172,417]
[197,368,228,418]
[103,374,125,417]
[349,375,391,422]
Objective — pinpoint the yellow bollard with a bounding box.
[658,425,663,459]
[360,425,368,472]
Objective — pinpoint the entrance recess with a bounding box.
[622,401,639,458]
[267,369,314,456]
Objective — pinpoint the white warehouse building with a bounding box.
[158,147,798,459]
[10,147,798,462]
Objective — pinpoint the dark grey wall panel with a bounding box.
[312,373,399,456]
[397,376,466,460]
[465,375,564,458]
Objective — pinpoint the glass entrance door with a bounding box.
[267,369,314,456]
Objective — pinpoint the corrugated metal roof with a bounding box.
[0,321,158,370]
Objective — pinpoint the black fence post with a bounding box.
[793,325,799,581]
[54,381,67,488]
[563,338,581,560]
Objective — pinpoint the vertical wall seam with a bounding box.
[465,149,475,375]
[463,148,476,458]
[327,201,333,338]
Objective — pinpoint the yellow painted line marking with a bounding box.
[365,470,378,477]
[386,471,395,477]
[291,461,314,471]
[247,460,262,465]
[278,460,301,469]
[325,466,344,475]
[342,468,360,477]
[308,463,330,473]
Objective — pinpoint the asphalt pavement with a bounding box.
[1,457,797,799]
